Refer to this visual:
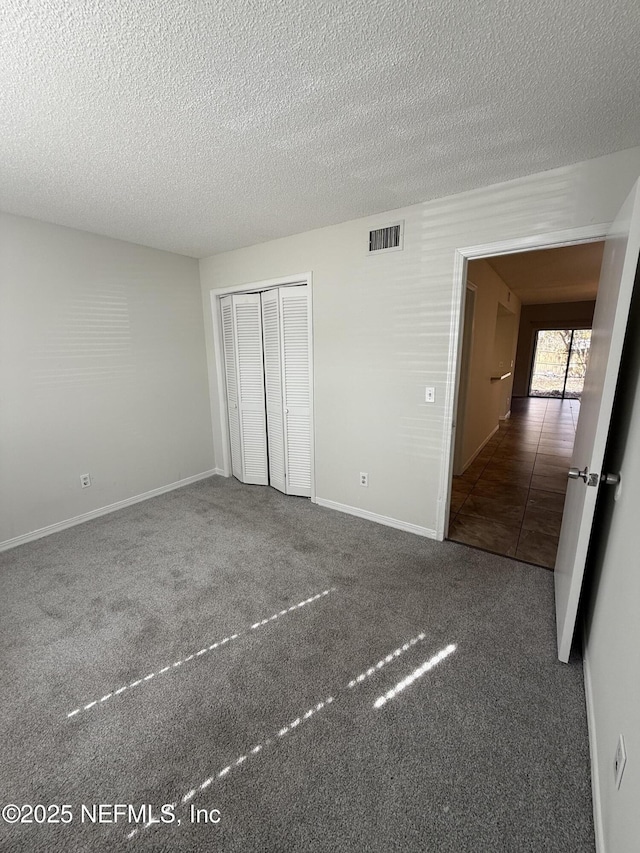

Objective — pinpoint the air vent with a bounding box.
[368,222,403,254]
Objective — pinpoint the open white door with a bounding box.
[280,286,312,497]
[220,293,269,486]
[220,296,242,480]
[555,180,640,662]
[261,289,287,493]
[234,293,269,485]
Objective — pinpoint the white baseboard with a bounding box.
[500,410,511,421]
[315,497,437,539]
[583,633,606,853]
[458,423,499,475]
[0,469,223,552]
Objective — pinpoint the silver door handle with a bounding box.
[568,467,619,488]
[568,466,589,482]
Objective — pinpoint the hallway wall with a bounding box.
[457,259,520,472]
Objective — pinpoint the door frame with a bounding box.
[452,281,477,476]
[437,224,610,541]
[209,272,316,502]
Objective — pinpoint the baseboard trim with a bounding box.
[458,423,500,475]
[315,497,437,539]
[583,632,606,853]
[0,469,222,552]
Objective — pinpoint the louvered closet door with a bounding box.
[261,290,286,493]
[233,294,269,485]
[220,296,242,480]
[280,285,312,497]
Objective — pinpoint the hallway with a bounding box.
[448,398,578,568]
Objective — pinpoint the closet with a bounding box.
[220,284,311,497]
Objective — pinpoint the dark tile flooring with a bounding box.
[448,397,578,568]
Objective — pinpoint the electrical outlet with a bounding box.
[80,474,92,489]
[360,472,368,487]
[614,734,627,789]
[425,386,435,404]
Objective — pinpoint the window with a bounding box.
[529,328,591,399]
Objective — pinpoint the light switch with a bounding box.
[425,386,435,403]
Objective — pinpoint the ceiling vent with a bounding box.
[368,221,403,254]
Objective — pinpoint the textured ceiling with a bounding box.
[2,1,640,258]
[488,242,605,304]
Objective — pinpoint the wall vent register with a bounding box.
[368,222,403,253]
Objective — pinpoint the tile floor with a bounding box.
[448,397,579,568]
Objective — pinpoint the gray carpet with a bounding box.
[0,476,594,852]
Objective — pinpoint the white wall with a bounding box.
[0,213,215,546]
[583,282,640,853]
[200,146,640,536]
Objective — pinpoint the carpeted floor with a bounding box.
[0,476,594,852]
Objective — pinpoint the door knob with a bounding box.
[601,472,621,486]
[568,466,589,482]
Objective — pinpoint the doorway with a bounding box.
[445,240,604,568]
[452,283,477,475]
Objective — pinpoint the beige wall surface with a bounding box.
[513,301,597,397]
[200,146,640,535]
[0,214,215,545]
[457,259,520,471]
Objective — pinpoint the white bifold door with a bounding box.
[261,286,312,497]
[220,293,269,485]
[221,285,312,497]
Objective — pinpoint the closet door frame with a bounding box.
[209,272,316,502]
